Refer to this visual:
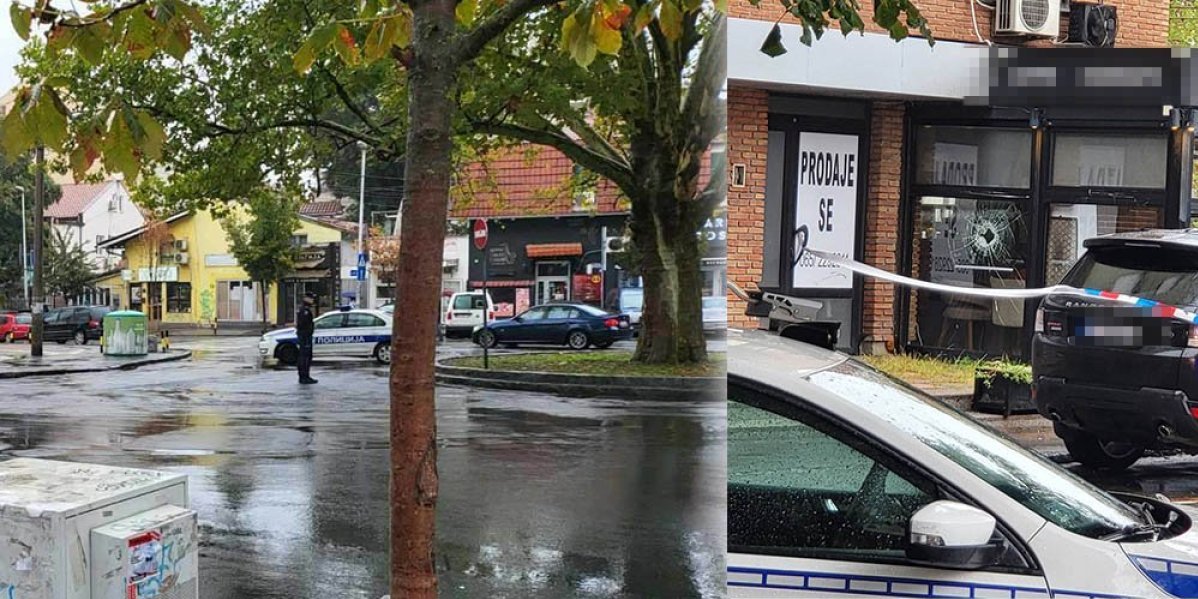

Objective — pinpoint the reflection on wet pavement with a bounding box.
[2,337,726,598]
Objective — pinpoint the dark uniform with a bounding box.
[297,295,317,384]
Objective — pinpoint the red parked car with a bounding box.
[0,312,31,343]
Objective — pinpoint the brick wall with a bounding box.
[861,102,905,354]
[727,86,769,330]
[730,0,1166,47]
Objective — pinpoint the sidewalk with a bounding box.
[0,342,192,379]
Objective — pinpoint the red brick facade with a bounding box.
[726,0,1168,350]
[729,0,1166,47]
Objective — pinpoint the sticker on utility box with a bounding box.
[127,530,163,598]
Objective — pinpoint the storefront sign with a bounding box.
[932,143,978,186]
[573,274,603,303]
[487,244,516,267]
[135,266,178,282]
[1078,145,1125,187]
[204,254,238,267]
[793,132,858,289]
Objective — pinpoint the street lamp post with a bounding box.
[16,185,27,309]
[357,141,368,308]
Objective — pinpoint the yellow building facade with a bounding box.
[97,209,344,328]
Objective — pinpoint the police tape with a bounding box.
[802,247,1198,326]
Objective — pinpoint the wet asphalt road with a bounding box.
[0,337,726,598]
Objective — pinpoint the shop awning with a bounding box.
[526,243,583,258]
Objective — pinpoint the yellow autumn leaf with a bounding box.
[589,10,621,55]
[659,0,683,40]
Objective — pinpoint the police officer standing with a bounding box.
[297,292,318,385]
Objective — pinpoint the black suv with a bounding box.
[1033,229,1198,471]
[42,306,110,345]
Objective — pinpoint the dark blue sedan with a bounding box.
[472,302,632,350]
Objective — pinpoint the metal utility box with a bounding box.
[101,311,148,356]
[0,458,197,599]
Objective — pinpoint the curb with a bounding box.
[0,350,193,379]
[435,355,724,401]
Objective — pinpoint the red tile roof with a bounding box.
[44,183,109,219]
[450,145,627,218]
[300,200,344,217]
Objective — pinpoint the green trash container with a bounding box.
[102,310,148,356]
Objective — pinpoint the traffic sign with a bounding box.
[355,267,366,281]
[473,219,489,251]
[357,252,367,268]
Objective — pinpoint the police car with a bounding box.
[258,308,393,366]
[729,324,1198,598]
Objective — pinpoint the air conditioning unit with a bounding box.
[107,199,118,212]
[176,252,190,265]
[174,239,188,251]
[995,0,1061,37]
[1067,3,1116,46]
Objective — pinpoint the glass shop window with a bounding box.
[914,127,1032,188]
[1051,132,1166,189]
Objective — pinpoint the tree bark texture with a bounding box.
[389,0,456,596]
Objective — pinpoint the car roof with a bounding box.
[1084,228,1198,250]
[323,308,390,318]
[728,327,848,383]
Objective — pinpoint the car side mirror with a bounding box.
[906,501,1003,570]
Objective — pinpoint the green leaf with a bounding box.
[124,8,157,59]
[363,18,395,62]
[360,0,381,18]
[0,99,33,157]
[659,0,683,41]
[714,0,727,13]
[760,24,786,56]
[30,91,68,151]
[175,0,210,35]
[799,24,812,45]
[455,0,477,26]
[561,12,597,67]
[293,23,338,74]
[73,26,107,64]
[332,25,360,66]
[9,3,29,40]
[103,111,140,183]
[633,2,654,33]
[391,13,411,48]
[135,110,166,161]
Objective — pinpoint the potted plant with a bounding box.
[973,359,1034,417]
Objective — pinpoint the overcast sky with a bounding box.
[0,23,22,94]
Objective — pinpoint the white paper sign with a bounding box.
[933,143,978,186]
[1079,146,1124,187]
[793,132,858,289]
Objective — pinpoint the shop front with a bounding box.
[737,49,1196,357]
[278,243,342,323]
[466,215,628,316]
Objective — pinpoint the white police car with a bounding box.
[258,308,393,366]
[729,326,1198,598]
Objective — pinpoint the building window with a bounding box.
[1051,132,1167,189]
[166,282,192,313]
[914,126,1032,188]
[1046,204,1162,284]
[908,196,1030,357]
[291,234,309,247]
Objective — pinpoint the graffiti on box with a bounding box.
[126,529,185,599]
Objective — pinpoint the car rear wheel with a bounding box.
[477,330,497,349]
[567,330,589,350]
[276,343,299,366]
[374,342,392,365]
[74,330,87,345]
[3,332,11,343]
[1055,424,1144,471]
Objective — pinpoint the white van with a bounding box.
[444,291,494,338]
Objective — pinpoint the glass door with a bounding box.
[535,261,571,304]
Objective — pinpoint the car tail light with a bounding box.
[88,319,99,329]
[604,318,619,329]
[446,311,452,322]
[1188,324,1198,349]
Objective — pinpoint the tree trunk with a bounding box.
[261,282,269,333]
[628,143,706,365]
[390,1,455,596]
